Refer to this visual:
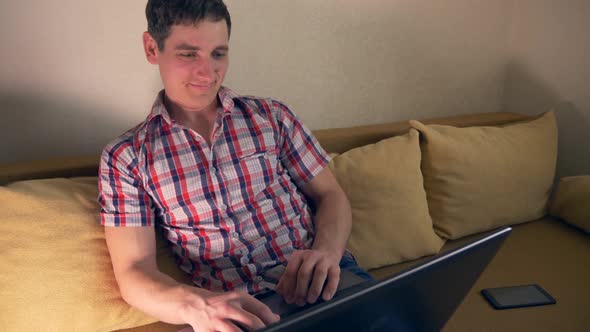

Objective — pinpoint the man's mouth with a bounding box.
[188,82,215,89]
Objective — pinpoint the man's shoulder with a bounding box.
[233,95,293,123]
[101,89,172,161]
[241,95,287,109]
[222,87,286,115]
[101,121,150,163]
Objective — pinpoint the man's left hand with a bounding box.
[275,249,341,306]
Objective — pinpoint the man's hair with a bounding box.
[146,0,231,50]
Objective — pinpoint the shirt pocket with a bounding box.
[222,149,280,206]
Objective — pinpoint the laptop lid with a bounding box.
[258,226,512,332]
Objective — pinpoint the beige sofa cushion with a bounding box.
[0,178,188,332]
[329,129,445,270]
[550,175,590,233]
[409,112,558,239]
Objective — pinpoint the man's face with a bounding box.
[144,20,229,112]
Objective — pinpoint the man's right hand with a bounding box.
[180,288,280,332]
[104,226,279,332]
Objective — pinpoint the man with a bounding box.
[99,1,371,331]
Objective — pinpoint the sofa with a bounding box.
[1,111,588,332]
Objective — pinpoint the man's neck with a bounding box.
[163,93,221,146]
[163,93,219,128]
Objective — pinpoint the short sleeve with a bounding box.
[98,141,155,227]
[271,101,330,188]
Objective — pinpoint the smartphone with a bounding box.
[481,284,556,310]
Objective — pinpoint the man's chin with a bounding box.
[182,94,218,111]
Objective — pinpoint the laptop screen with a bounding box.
[258,227,511,332]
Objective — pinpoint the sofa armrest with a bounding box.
[550,175,590,234]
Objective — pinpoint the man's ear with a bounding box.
[143,31,159,64]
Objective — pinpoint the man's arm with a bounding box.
[105,226,279,331]
[275,167,352,306]
[99,140,279,331]
[304,168,352,257]
[104,226,193,323]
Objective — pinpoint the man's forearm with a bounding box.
[310,189,352,257]
[116,263,206,325]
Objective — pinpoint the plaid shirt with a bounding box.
[98,87,330,294]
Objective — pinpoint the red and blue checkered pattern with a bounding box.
[98,87,330,293]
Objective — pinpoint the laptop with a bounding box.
[257,226,512,332]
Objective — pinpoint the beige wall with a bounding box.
[224,0,511,128]
[0,1,157,162]
[0,0,512,163]
[504,0,590,178]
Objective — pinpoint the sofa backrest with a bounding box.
[314,111,531,153]
[0,112,532,185]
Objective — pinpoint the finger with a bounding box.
[224,307,266,331]
[322,265,341,301]
[280,253,304,303]
[275,277,284,296]
[214,318,243,332]
[294,258,317,306]
[216,300,267,331]
[307,262,329,304]
[241,295,281,325]
[275,269,288,296]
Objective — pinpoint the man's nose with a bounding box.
[193,57,215,82]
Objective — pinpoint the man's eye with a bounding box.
[213,52,227,59]
[179,53,195,58]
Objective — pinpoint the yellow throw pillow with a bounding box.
[329,129,445,270]
[0,177,189,332]
[410,112,558,239]
[328,152,340,159]
[550,176,590,233]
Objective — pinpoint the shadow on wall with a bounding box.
[0,91,128,164]
[504,61,590,179]
[553,101,590,178]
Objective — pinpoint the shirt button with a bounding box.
[232,232,239,238]
[255,276,263,282]
[211,167,217,173]
[219,203,227,210]
[240,256,248,265]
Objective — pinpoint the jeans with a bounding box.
[339,251,374,281]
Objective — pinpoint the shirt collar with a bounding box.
[218,86,238,114]
[146,86,238,125]
[146,90,173,126]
